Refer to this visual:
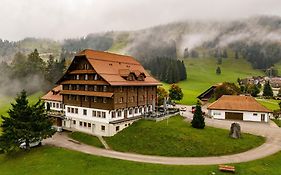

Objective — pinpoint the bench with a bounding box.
[218,165,235,173]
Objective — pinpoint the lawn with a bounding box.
[163,57,263,105]
[1,146,281,175]
[105,116,264,157]
[272,119,281,127]
[256,98,280,111]
[69,131,104,148]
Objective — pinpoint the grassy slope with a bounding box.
[105,116,264,157]
[256,98,280,111]
[272,119,281,127]
[69,132,104,148]
[163,57,263,105]
[0,92,43,124]
[1,146,281,175]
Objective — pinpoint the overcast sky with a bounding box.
[0,0,281,41]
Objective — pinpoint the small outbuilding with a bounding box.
[207,95,271,122]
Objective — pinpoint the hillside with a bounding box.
[166,55,263,105]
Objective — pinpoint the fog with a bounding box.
[0,0,281,41]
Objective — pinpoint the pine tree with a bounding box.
[216,66,221,75]
[263,81,273,97]
[0,91,55,152]
[191,104,205,129]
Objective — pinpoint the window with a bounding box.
[93,97,97,102]
[253,113,258,116]
[79,121,82,126]
[84,122,87,127]
[94,74,98,80]
[120,97,123,103]
[67,107,70,113]
[85,74,88,80]
[94,85,97,91]
[117,111,121,117]
[83,109,87,116]
[71,108,74,113]
[139,107,142,113]
[56,103,59,108]
[112,111,116,118]
[103,98,107,103]
[129,109,133,115]
[135,108,138,114]
[88,123,91,128]
[73,120,76,125]
[69,85,72,90]
[75,108,78,114]
[103,86,107,92]
[84,64,88,70]
[85,96,88,101]
[213,112,221,115]
[102,112,106,118]
[59,103,62,109]
[148,106,151,111]
[92,111,96,117]
[97,111,101,118]
[116,126,120,131]
[76,84,79,90]
[131,96,134,102]
[76,75,79,80]
[53,103,55,107]
[120,86,122,92]
[85,85,88,91]
[101,125,105,131]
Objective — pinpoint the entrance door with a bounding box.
[261,114,265,122]
[124,110,128,118]
[225,112,243,120]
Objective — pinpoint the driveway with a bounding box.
[43,106,281,165]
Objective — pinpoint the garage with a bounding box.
[225,112,243,120]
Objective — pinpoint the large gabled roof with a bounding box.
[207,95,271,113]
[73,49,161,86]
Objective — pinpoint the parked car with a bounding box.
[191,106,196,113]
[19,140,42,149]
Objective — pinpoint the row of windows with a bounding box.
[74,73,99,81]
[47,102,63,109]
[67,95,107,103]
[67,107,78,114]
[73,120,106,132]
[68,85,107,92]
[115,95,154,104]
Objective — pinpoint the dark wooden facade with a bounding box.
[60,55,157,111]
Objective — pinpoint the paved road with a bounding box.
[44,105,281,165]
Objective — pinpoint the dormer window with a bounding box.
[127,73,135,81]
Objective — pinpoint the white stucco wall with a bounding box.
[209,109,270,122]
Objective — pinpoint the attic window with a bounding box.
[137,74,145,81]
[127,73,135,81]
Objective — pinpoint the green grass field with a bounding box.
[164,57,263,105]
[256,98,280,111]
[272,119,281,127]
[1,146,281,175]
[105,116,264,157]
[0,92,43,126]
[69,132,104,148]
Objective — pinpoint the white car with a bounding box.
[20,140,42,149]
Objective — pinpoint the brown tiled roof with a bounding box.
[41,85,63,102]
[76,49,161,86]
[207,95,271,113]
[61,80,109,85]
[60,90,113,98]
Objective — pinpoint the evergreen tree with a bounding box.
[191,103,205,129]
[247,84,260,97]
[263,81,273,97]
[169,84,183,102]
[0,91,55,152]
[216,66,221,75]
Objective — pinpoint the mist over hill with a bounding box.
[0,15,281,69]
